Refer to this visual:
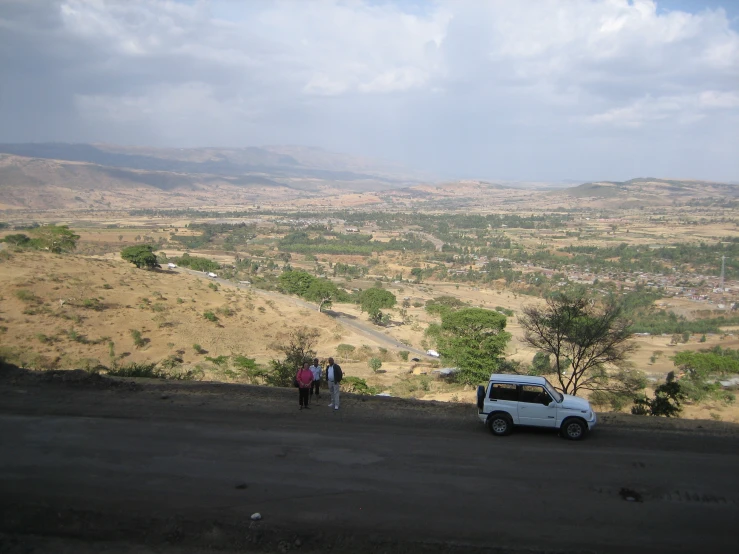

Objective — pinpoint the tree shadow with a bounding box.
[325,309,358,320]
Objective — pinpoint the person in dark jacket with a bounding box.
[325,357,343,410]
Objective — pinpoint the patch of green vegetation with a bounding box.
[203,311,218,322]
[130,329,147,349]
[15,289,38,303]
[342,376,381,395]
[172,253,220,272]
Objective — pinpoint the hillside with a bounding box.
[554,177,739,207]
[0,251,369,375]
[0,143,426,210]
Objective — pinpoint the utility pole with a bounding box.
[720,255,726,293]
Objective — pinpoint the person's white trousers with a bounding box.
[329,381,341,409]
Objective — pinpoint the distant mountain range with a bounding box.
[0,142,433,209]
[0,143,735,211]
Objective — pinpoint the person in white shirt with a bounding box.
[325,357,343,411]
[309,358,322,399]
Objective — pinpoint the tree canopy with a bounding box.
[31,225,79,253]
[359,288,396,314]
[519,292,641,396]
[436,307,511,385]
[121,245,159,269]
[279,269,345,311]
[304,279,342,312]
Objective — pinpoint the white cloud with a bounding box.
[0,0,737,180]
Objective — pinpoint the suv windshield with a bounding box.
[543,379,563,403]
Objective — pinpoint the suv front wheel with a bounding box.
[488,413,513,436]
[560,418,587,441]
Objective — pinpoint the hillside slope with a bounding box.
[554,177,739,207]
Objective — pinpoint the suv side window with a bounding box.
[519,385,552,405]
[489,383,518,401]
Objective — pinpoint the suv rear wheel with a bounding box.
[488,413,513,436]
[561,418,587,441]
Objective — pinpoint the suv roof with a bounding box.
[488,374,547,385]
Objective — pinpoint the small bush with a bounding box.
[15,289,38,303]
[130,329,146,349]
[108,362,162,378]
[203,310,218,322]
[205,355,229,366]
[398,350,410,362]
[160,355,183,370]
[208,282,219,291]
[36,333,55,344]
[151,303,167,313]
[176,297,184,304]
[82,298,105,311]
[342,376,381,395]
[67,329,87,343]
[102,283,113,290]
[193,343,205,354]
[216,305,234,317]
[368,357,382,373]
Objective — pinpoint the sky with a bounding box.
[0,0,737,182]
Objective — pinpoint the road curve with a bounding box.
[1,374,738,554]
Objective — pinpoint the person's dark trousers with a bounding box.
[310,380,320,398]
[299,387,310,407]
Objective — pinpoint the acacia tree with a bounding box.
[32,225,80,253]
[121,245,159,269]
[436,307,511,385]
[519,292,641,396]
[305,279,341,312]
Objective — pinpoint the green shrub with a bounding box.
[208,282,219,291]
[193,343,205,354]
[205,355,229,366]
[15,289,38,303]
[398,350,410,362]
[368,357,382,373]
[108,362,162,378]
[130,329,146,349]
[203,310,218,322]
[82,298,104,311]
[342,376,381,395]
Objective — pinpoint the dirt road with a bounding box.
[2,369,738,553]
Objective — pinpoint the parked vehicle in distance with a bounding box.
[207,272,218,278]
[167,262,177,268]
[426,349,440,357]
[477,374,596,440]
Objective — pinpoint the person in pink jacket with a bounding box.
[296,362,314,410]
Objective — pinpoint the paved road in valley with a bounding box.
[1,377,738,553]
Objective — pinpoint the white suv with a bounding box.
[477,374,597,440]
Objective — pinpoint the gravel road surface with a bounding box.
[1,369,738,554]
